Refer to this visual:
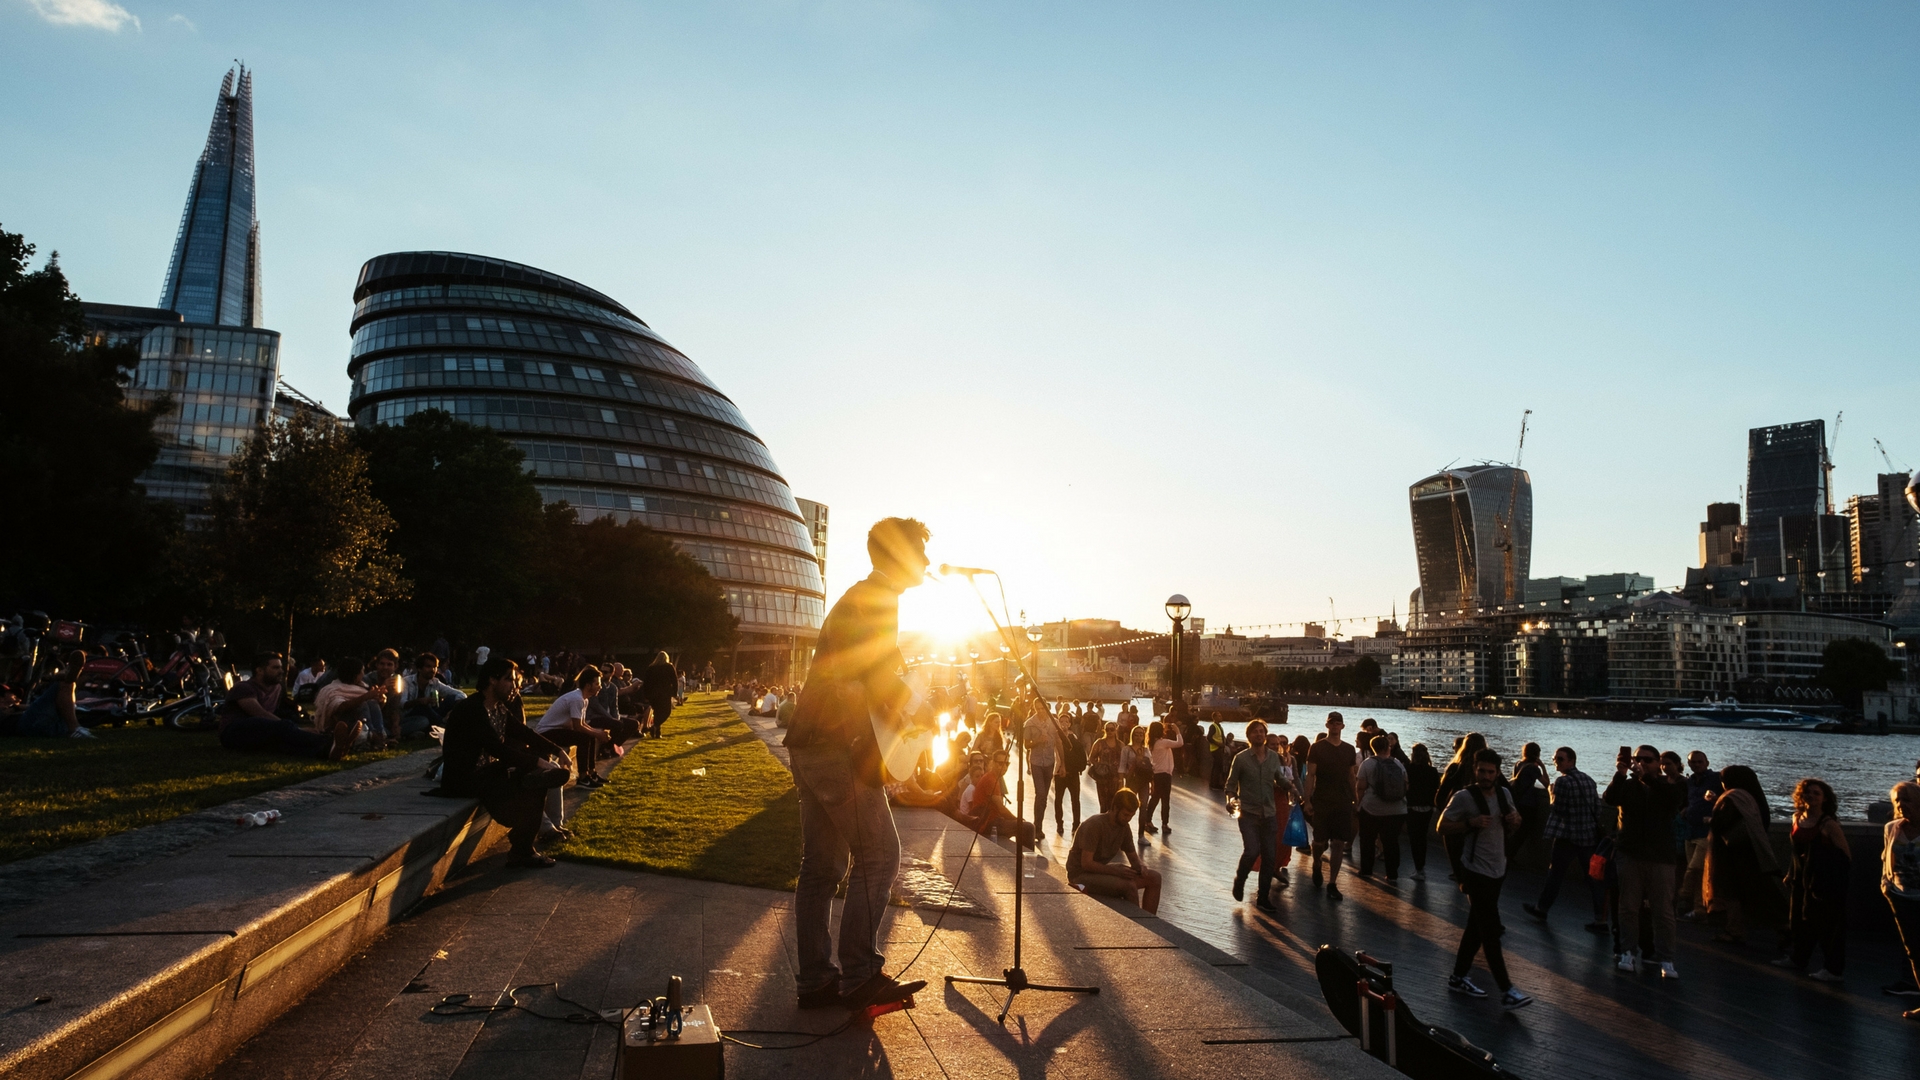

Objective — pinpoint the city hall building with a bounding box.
[345,252,826,676]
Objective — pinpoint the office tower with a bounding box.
[1699,502,1744,567]
[346,252,826,675]
[82,66,281,511]
[1746,420,1828,576]
[1408,464,1532,615]
[795,498,829,580]
[1850,474,1920,588]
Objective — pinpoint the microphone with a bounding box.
[939,564,996,577]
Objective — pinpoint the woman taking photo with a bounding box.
[1088,721,1122,813]
[1142,718,1185,839]
[1777,777,1849,981]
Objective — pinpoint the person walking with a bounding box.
[1053,705,1086,837]
[1355,733,1409,883]
[1703,765,1788,945]
[1523,746,1608,932]
[1405,743,1440,882]
[641,651,678,738]
[1225,719,1288,913]
[1207,713,1229,790]
[1088,722,1122,813]
[1025,701,1059,842]
[1775,778,1850,981]
[1606,744,1686,979]
[1436,733,1488,880]
[1439,748,1533,1010]
[1508,743,1549,859]
[1879,781,1920,1020]
[1307,712,1359,900]
[1142,717,1185,838]
[1126,726,1155,839]
[1680,751,1724,919]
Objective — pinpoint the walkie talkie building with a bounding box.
[1409,464,1533,617]
[345,252,826,672]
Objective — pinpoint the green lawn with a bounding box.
[557,692,801,892]
[0,726,409,865]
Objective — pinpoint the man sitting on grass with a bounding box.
[313,657,388,748]
[219,652,358,760]
[535,665,613,788]
[1067,787,1163,914]
[400,651,466,737]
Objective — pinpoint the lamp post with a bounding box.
[1166,594,1190,721]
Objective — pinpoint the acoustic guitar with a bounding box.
[869,667,940,783]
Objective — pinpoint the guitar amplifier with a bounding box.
[618,1003,722,1080]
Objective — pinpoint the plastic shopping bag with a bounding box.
[1283,803,1309,848]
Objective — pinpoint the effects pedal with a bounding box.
[859,994,916,1022]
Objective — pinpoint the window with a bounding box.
[581,330,599,344]
[601,408,617,423]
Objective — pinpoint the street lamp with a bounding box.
[1166,594,1190,720]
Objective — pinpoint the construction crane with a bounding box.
[1493,410,1531,605]
[1823,411,1842,514]
[1875,437,1908,474]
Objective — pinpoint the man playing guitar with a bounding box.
[784,517,936,1012]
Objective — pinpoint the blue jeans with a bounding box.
[1030,766,1054,835]
[1236,812,1279,901]
[219,716,331,758]
[791,745,899,995]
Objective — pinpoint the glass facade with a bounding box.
[159,66,262,328]
[1746,420,1829,577]
[1408,464,1533,616]
[347,251,826,649]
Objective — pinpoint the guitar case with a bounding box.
[1313,945,1518,1080]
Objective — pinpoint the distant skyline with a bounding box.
[6,3,1917,639]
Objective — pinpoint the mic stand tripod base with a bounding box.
[945,967,1100,1025]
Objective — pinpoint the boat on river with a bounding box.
[1644,700,1839,733]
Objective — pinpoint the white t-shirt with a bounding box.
[1149,729,1184,774]
[474,645,491,666]
[1442,785,1515,879]
[536,689,588,734]
[292,667,321,690]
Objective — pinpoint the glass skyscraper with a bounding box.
[83,65,281,512]
[1408,464,1533,617]
[346,252,826,669]
[1745,420,1830,577]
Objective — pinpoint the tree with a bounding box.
[529,506,736,660]
[1818,637,1900,711]
[0,225,177,616]
[353,409,546,645]
[200,411,410,655]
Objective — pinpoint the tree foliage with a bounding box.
[0,226,177,617]
[201,411,410,654]
[1818,637,1900,710]
[525,506,737,658]
[1186,656,1384,696]
[352,409,546,644]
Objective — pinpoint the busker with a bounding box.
[781,518,934,1013]
[1439,748,1533,1010]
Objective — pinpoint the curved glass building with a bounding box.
[346,251,825,671]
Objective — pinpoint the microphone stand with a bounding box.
[943,577,1099,1024]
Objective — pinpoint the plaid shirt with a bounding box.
[1542,767,1601,843]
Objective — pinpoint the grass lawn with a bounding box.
[0,726,409,865]
[557,692,800,892]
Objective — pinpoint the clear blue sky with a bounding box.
[5,2,1917,637]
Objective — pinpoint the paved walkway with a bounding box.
[1027,767,1920,1080]
[204,807,1396,1080]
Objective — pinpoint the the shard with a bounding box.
[158,65,263,327]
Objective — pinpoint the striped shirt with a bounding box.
[1542,767,1600,843]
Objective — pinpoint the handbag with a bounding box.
[1283,803,1310,848]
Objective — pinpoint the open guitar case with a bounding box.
[1314,946,1518,1080]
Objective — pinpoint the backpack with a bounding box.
[1372,757,1407,803]
[1461,785,1513,872]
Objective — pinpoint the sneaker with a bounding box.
[1616,952,1639,974]
[1275,868,1290,887]
[1502,988,1534,1010]
[842,973,927,1012]
[1327,884,1343,902]
[70,726,97,739]
[1162,825,1172,836]
[1523,903,1548,921]
[797,984,843,1010]
[1448,976,1488,999]
[1254,897,1278,914]
[1810,969,1843,984]
[1678,909,1703,922]
[1413,870,1427,881]
[1769,957,1799,970]
[1881,981,1920,998]
[1232,876,1245,901]
[1142,823,1158,835]
[1312,863,1324,888]
[506,849,556,868]
[1658,962,1680,980]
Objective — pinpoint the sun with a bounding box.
[897,575,1000,654]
